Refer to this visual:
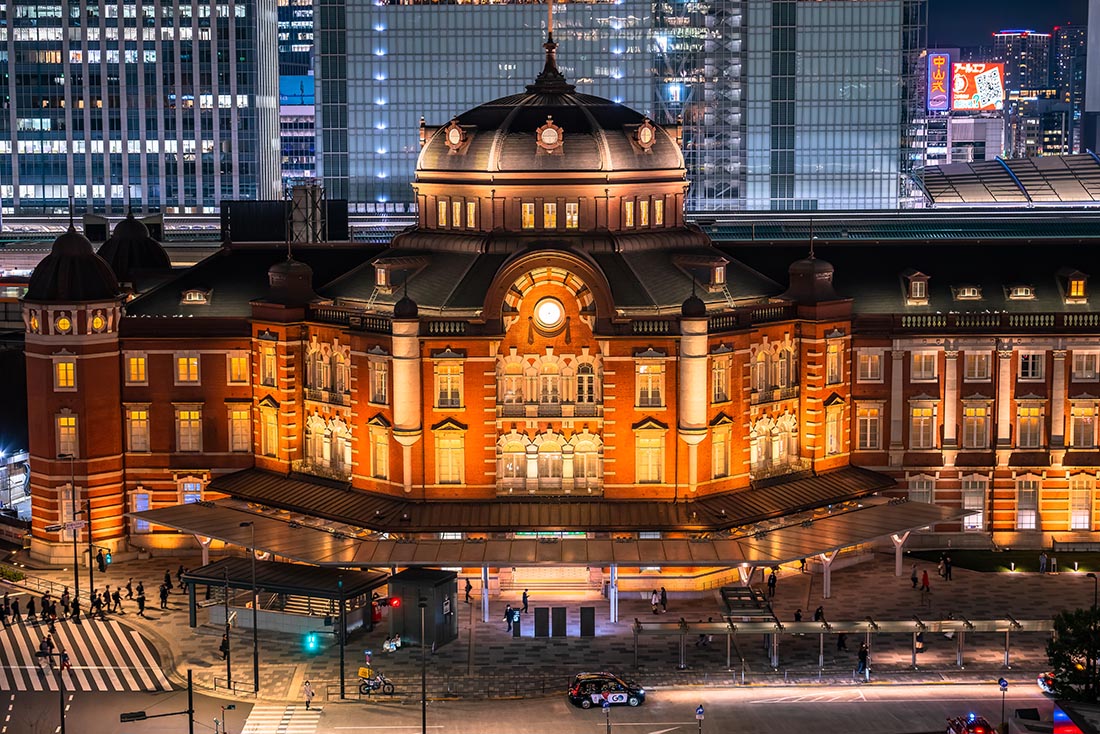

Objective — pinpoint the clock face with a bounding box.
[447,127,462,146]
[30,315,39,332]
[540,127,560,146]
[639,126,653,145]
[535,298,564,329]
[56,316,72,333]
[92,314,105,331]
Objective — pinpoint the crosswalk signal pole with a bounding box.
[58,660,65,734]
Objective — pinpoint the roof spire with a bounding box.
[68,196,75,232]
[808,218,816,259]
[547,0,553,39]
[526,0,575,94]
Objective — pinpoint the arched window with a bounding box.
[498,441,527,492]
[777,349,790,388]
[576,363,596,404]
[776,414,799,466]
[537,441,563,490]
[573,440,600,491]
[500,362,524,404]
[539,362,561,405]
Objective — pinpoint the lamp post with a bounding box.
[419,596,427,734]
[57,454,79,602]
[239,521,259,693]
[1088,572,1098,701]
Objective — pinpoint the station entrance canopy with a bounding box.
[129,496,960,570]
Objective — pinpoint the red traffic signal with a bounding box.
[389,597,401,608]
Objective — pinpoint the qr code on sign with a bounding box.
[975,67,1004,109]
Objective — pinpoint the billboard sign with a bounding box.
[951,63,1005,111]
[927,52,951,111]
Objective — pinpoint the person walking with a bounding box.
[60,589,70,618]
[937,556,946,579]
[521,589,529,614]
[910,563,919,589]
[464,578,472,603]
[126,578,134,599]
[813,606,825,622]
[1040,551,1049,574]
[176,565,186,591]
[163,570,173,592]
[159,583,169,610]
[660,587,668,613]
[137,580,145,597]
[220,634,230,661]
[59,648,71,672]
[303,680,315,710]
[96,549,106,573]
[111,587,123,613]
[70,598,81,624]
[794,609,802,623]
[944,555,953,581]
[650,589,660,615]
[0,604,7,629]
[101,589,111,615]
[136,590,147,618]
[857,642,869,675]
[11,598,21,624]
[920,570,931,592]
[767,569,778,598]
[503,604,513,632]
[26,598,36,626]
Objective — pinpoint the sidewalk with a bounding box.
[1,549,1081,704]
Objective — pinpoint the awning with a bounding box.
[205,465,895,533]
[128,496,957,569]
[181,557,387,599]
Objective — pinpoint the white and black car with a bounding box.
[568,672,645,709]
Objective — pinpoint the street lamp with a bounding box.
[57,454,79,603]
[419,596,427,734]
[239,521,259,693]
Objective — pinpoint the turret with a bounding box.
[391,294,422,493]
[678,292,709,494]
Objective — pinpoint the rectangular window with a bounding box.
[175,354,200,384]
[1073,353,1099,381]
[964,353,991,381]
[654,199,664,226]
[228,354,249,384]
[437,200,448,227]
[261,346,276,387]
[911,352,937,381]
[1019,352,1044,381]
[228,408,250,452]
[857,406,881,450]
[132,492,150,533]
[176,408,202,452]
[261,411,277,457]
[962,479,986,530]
[637,363,664,407]
[126,355,147,385]
[1017,406,1042,448]
[910,279,927,299]
[961,406,989,449]
[127,408,150,452]
[565,202,579,229]
[639,200,649,226]
[180,480,203,504]
[1071,406,1097,448]
[1069,278,1087,299]
[543,202,557,229]
[1016,479,1039,530]
[857,351,882,382]
[466,201,476,229]
[521,203,535,229]
[370,361,388,404]
[910,406,935,449]
[372,431,389,479]
[712,428,729,479]
[435,364,463,408]
[57,415,77,457]
[453,201,462,229]
[637,434,663,483]
[826,409,843,455]
[54,359,76,390]
[711,359,729,403]
[437,434,463,484]
[624,201,634,227]
[826,342,841,384]
[1071,477,1093,530]
[909,477,933,504]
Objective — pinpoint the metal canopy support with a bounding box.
[481,567,490,624]
[737,565,753,587]
[609,565,618,623]
[771,625,780,669]
[678,620,687,670]
[957,630,964,668]
[819,551,838,599]
[890,532,910,576]
[194,535,213,567]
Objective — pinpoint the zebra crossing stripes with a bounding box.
[241,705,322,734]
[0,618,172,692]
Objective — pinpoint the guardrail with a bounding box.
[213,677,256,696]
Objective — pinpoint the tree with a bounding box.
[1047,607,1100,702]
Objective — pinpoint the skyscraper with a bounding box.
[993,30,1052,92]
[0,0,282,216]
[1052,24,1088,152]
[316,0,925,213]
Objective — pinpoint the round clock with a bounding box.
[540,127,560,147]
[29,314,39,332]
[56,315,72,333]
[92,313,106,332]
[639,126,653,145]
[534,298,564,330]
[447,126,462,146]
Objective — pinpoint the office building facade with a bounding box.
[994,30,1052,93]
[1052,24,1088,152]
[0,0,282,216]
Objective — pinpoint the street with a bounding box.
[0,690,253,734]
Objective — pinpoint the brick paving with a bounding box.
[1,549,1085,704]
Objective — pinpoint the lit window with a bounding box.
[453,201,462,229]
[370,361,389,404]
[910,406,935,449]
[910,279,927,300]
[521,203,535,230]
[1069,278,1087,299]
[654,199,664,226]
[1073,353,1099,381]
[857,406,881,450]
[1016,479,1039,530]
[826,408,843,455]
[637,363,664,407]
[911,352,937,381]
[1019,352,1044,381]
[712,426,729,479]
[127,408,150,452]
[132,492,150,533]
[639,200,649,226]
[565,202,579,229]
[857,351,882,382]
[624,201,634,228]
[576,363,597,405]
[1017,406,1042,448]
[127,355,147,384]
[176,408,202,452]
[228,354,249,384]
[261,410,278,457]
[260,346,276,387]
[1070,476,1094,530]
[466,201,476,229]
[372,430,389,480]
[711,358,729,403]
[961,406,989,449]
[229,408,250,452]
[1071,405,1096,448]
[179,479,203,505]
[1008,285,1034,300]
[964,353,990,381]
[538,362,561,405]
[175,354,200,384]
[636,433,664,483]
[436,432,464,484]
[54,359,76,391]
[437,200,448,227]
[826,342,842,384]
[544,202,557,229]
[435,363,463,408]
[57,414,78,457]
[962,478,986,530]
[954,285,981,300]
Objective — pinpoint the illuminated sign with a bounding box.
[927,52,951,110]
[951,63,1005,111]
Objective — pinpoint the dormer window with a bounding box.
[952,285,981,301]
[1070,278,1087,298]
[903,270,929,305]
[713,264,726,286]
[1007,285,1034,300]
[375,267,390,288]
[1060,268,1089,304]
[181,289,210,305]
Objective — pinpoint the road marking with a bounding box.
[331,728,446,730]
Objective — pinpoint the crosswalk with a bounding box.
[241,705,322,734]
[0,617,172,692]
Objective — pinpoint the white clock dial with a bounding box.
[447,127,462,146]
[541,127,559,146]
[535,299,564,329]
[639,126,653,144]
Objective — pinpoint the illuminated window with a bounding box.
[1071,405,1097,448]
[500,362,524,405]
[1073,353,1099,381]
[639,200,649,226]
[1069,278,1087,299]
[176,408,202,452]
[56,414,78,457]
[910,406,935,449]
[565,202,579,229]
[178,478,203,505]
[543,202,557,229]
[261,410,277,457]
[857,351,882,382]
[961,406,989,449]
[576,363,597,404]
[712,426,729,478]
[132,492,150,533]
[372,429,389,480]
[826,407,843,455]
[857,406,881,450]
[1017,406,1042,448]
[436,432,464,484]
[962,478,986,530]
[466,201,476,229]
[624,201,634,228]
[1016,478,1039,530]
[538,361,561,405]
[435,363,463,408]
[370,360,388,404]
[911,352,937,381]
[437,200,448,227]
[712,358,729,403]
[229,408,250,452]
[636,433,664,483]
[127,408,150,452]
[964,353,990,381]
[521,203,535,230]
[654,199,664,226]
[1019,352,1044,381]
[636,363,664,407]
[453,201,462,229]
[260,346,276,387]
[910,279,927,300]
[126,355,147,384]
[175,354,200,384]
[826,342,842,384]
[1071,476,1094,530]
[228,354,249,384]
[54,359,76,391]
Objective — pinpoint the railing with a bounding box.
[632,319,675,335]
[574,403,599,417]
[537,403,562,418]
[307,305,392,334]
[290,460,352,483]
[500,404,526,418]
[424,320,467,336]
[749,457,812,481]
[749,384,800,405]
[893,311,1100,332]
[305,387,351,406]
[213,677,256,695]
[0,565,69,599]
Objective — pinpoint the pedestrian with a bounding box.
[464,578,472,603]
[26,598,36,625]
[38,636,51,671]
[813,606,824,622]
[836,632,848,651]
[102,590,111,615]
[660,587,668,613]
[650,589,659,615]
[70,598,81,624]
[303,680,315,710]
[92,594,105,621]
[937,555,946,579]
[521,589,529,614]
[799,558,806,574]
[219,633,230,661]
[944,555,953,581]
[857,642,869,675]
[1040,551,1049,574]
[136,591,146,618]
[163,570,173,591]
[503,604,513,632]
[910,563,918,589]
[11,598,21,624]
[40,594,50,623]
[137,580,145,597]
[0,604,7,628]
[920,570,930,592]
[177,565,186,589]
[794,608,802,623]
[112,588,123,613]
[60,588,70,618]
[159,583,169,610]
[126,578,134,599]
[60,649,71,672]
[96,549,106,573]
[767,569,777,598]
[915,630,925,654]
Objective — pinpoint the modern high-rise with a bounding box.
[277,0,313,76]
[316,0,925,213]
[993,30,1052,92]
[0,0,282,216]
[1052,24,1088,152]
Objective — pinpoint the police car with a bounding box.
[568,672,646,709]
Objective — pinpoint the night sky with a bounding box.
[928,0,1088,48]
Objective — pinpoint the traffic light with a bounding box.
[376,596,401,608]
[389,597,401,608]
[104,551,112,566]
[305,632,320,653]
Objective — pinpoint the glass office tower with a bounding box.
[0,0,281,215]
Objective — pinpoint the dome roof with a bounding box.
[417,39,684,177]
[267,257,319,306]
[393,294,419,320]
[681,293,706,318]
[780,255,841,305]
[25,225,120,303]
[97,213,171,282]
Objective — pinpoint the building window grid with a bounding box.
[543,202,557,229]
[521,203,535,230]
[826,342,842,385]
[712,428,729,479]
[126,355,147,385]
[712,358,729,403]
[228,354,249,384]
[466,201,477,229]
[176,408,202,452]
[857,351,882,382]
[857,405,881,450]
[637,434,664,484]
[637,363,664,408]
[54,359,76,391]
[964,353,991,381]
[826,408,843,455]
[910,406,935,449]
[132,492,151,533]
[228,408,250,452]
[435,363,463,409]
[565,202,579,229]
[57,415,78,457]
[260,347,276,387]
[127,408,150,452]
[1017,406,1043,448]
[437,434,464,484]
[1016,479,1039,530]
[1071,405,1097,448]
[961,479,986,531]
[1070,477,1093,530]
[911,352,937,381]
[1073,353,1099,381]
[372,430,389,480]
[1019,352,1045,381]
[908,477,933,504]
[175,354,200,384]
[370,361,389,405]
[961,406,990,449]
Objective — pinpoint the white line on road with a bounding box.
[331,727,447,730]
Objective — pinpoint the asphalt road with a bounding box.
[1,690,253,734]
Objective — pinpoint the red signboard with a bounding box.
[951,62,1005,111]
